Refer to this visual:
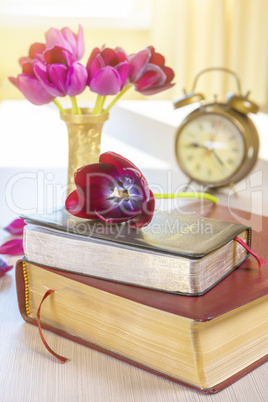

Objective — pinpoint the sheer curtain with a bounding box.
[150,0,268,110]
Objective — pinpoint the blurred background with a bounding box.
[0,0,268,225]
[1,0,268,109]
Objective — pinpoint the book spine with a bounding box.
[22,260,32,317]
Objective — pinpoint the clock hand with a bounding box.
[186,142,208,150]
[186,142,199,148]
[211,149,227,168]
[210,120,223,142]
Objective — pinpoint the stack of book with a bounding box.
[16,205,268,394]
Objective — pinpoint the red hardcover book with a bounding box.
[16,205,268,393]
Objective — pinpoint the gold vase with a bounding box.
[60,108,109,194]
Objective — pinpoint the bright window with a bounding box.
[0,0,152,29]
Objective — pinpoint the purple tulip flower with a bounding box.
[9,60,55,105]
[33,46,88,97]
[128,46,175,95]
[86,47,129,96]
[65,152,155,228]
[45,25,84,60]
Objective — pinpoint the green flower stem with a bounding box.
[100,96,106,111]
[53,99,66,114]
[93,95,105,115]
[70,96,81,115]
[105,84,132,113]
[154,192,219,203]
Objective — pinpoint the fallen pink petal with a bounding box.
[0,258,13,277]
[4,218,26,236]
[0,239,24,255]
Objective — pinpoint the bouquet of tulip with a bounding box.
[9,25,175,115]
[8,25,218,231]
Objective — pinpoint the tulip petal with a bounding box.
[115,61,129,89]
[0,258,13,277]
[29,42,46,59]
[45,27,65,49]
[15,73,55,105]
[74,162,119,190]
[76,25,85,60]
[150,52,165,67]
[45,28,73,58]
[66,63,88,96]
[163,66,175,83]
[128,48,151,82]
[19,56,30,67]
[22,61,35,77]
[73,163,120,212]
[61,27,78,56]
[65,190,97,219]
[90,66,121,96]
[128,190,155,228]
[45,26,84,60]
[44,46,75,67]
[0,239,24,255]
[101,48,118,66]
[86,47,101,71]
[48,64,68,95]
[4,218,26,236]
[115,48,128,63]
[34,61,64,97]
[99,152,143,179]
[138,82,175,96]
[8,76,18,88]
[87,54,104,83]
[134,64,166,92]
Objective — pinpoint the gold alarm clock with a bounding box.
[174,67,259,188]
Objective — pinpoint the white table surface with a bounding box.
[0,100,267,401]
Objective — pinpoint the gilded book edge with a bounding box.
[15,260,268,394]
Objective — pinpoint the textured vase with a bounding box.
[60,108,109,194]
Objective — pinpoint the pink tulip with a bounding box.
[33,46,88,97]
[86,47,129,96]
[8,60,55,105]
[128,46,175,95]
[19,42,46,66]
[45,25,84,60]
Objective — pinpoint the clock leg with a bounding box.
[182,179,193,192]
[229,182,238,197]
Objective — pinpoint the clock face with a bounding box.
[176,113,246,185]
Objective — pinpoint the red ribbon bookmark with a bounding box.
[234,237,266,271]
[37,289,68,364]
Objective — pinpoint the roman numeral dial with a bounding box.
[175,112,246,185]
